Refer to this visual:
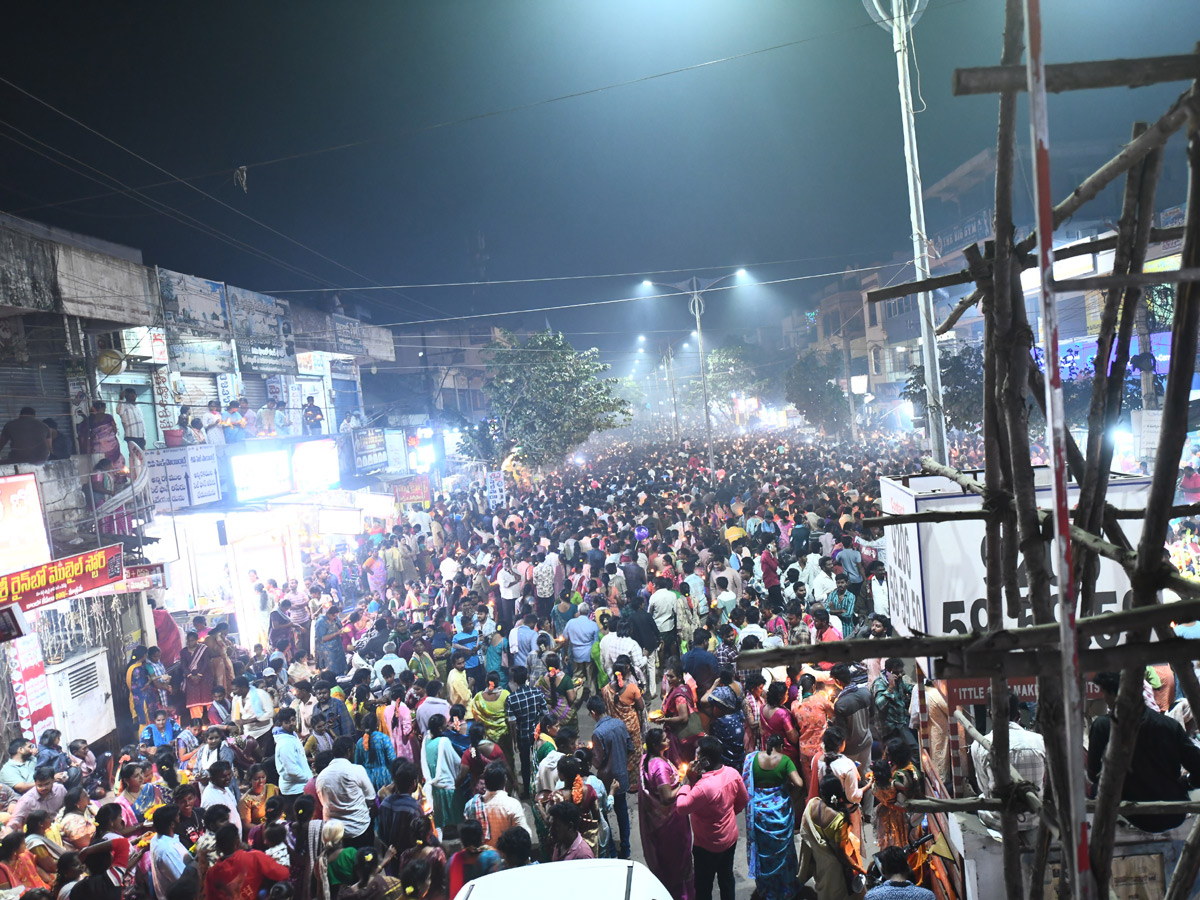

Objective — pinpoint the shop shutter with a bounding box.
[331,377,359,428]
[0,363,70,429]
[177,374,220,411]
[241,375,269,411]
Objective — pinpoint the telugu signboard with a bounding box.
[353,428,388,473]
[392,474,432,506]
[146,445,221,511]
[0,545,124,614]
[332,314,366,356]
[228,284,297,375]
[6,632,55,740]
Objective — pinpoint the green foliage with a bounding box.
[686,344,768,422]
[482,330,631,466]
[784,350,848,435]
[900,345,986,433]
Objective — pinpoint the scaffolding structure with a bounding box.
[743,9,1200,899]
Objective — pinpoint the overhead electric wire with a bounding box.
[0,77,444,318]
[5,0,969,220]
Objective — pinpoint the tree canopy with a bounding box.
[784,350,848,435]
[482,330,630,466]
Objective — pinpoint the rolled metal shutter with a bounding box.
[240,375,269,411]
[176,374,219,411]
[0,363,70,428]
[331,377,359,427]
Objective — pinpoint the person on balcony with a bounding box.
[0,408,50,465]
[115,388,146,451]
[79,401,125,470]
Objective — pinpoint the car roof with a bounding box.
[454,859,672,900]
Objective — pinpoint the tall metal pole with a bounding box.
[652,368,663,434]
[888,0,948,464]
[689,277,717,475]
[1023,1,1092,897]
[665,344,681,442]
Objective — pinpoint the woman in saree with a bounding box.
[25,810,66,886]
[204,623,235,695]
[457,724,508,797]
[408,639,440,683]
[419,714,462,832]
[638,728,694,900]
[0,832,48,891]
[289,795,327,900]
[798,775,866,900]
[701,668,745,770]
[125,646,152,726]
[531,726,576,853]
[114,764,161,833]
[382,685,415,763]
[759,681,800,767]
[742,673,766,756]
[601,659,644,791]
[743,735,803,900]
[140,647,173,716]
[535,652,577,729]
[535,756,600,859]
[467,672,510,755]
[483,632,508,690]
[269,602,296,658]
[807,725,867,843]
[57,787,96,850]
[873,737,923,851]
[792,674,834,786]
[354,713,397,792]
[659,658,698,766]
[529,715,559,796]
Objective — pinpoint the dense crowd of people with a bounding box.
[8,427,1196,900]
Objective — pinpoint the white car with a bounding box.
[452,859,672,900]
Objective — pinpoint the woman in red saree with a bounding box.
[659,658,698,766]
[180,630,215,720]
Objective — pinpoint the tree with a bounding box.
[785,350,848,435]
[614,376,648,417]
[684,344,767,423]
[483,330,631,467]
[901,345,986,432]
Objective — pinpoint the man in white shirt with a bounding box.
[971,692,1046,831]
[316,736,377,848]
[116,388,146,450]
[274,708,313,801]
[149,805,194,898]
[200,761,241,833]
[498,558,523,623]
[231,675,276,772]
[372,643,408,689]
[647,577,679,660]
[439,550,461,583]
[408,506,432,536]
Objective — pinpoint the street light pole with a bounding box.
[664,343,681,442]
[865,0,948,464]
[688,277,717,475]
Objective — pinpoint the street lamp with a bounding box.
[640,270,747,474]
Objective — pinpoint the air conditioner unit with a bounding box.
[44,648,116,746]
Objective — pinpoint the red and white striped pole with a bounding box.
[1022,1,1093,897]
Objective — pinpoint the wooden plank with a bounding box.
[954,54,1200,96]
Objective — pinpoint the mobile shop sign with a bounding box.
[878,471,1150,644]
[0,545,125,613]
[392,474,432,506]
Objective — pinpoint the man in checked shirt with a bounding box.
[970,691,1045,831]
[504,666,547,798]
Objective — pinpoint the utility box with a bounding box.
[44,647,116,746]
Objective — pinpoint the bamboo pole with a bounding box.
[935,287,983,335]
[1052,267,1200,291]
[954,54,1200,95]
[933,639,1200,679]
[907,798,1200,815]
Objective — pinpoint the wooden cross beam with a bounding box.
[954,53,1200,96]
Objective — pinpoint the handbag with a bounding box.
[676,710,705,740]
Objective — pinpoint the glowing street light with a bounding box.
[642,280,652,287]
[637,334,645,342]
[736,268,747,277]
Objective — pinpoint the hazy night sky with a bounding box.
[1,1,1196,373]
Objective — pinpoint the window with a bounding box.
[868,303,877,327]
[870,348,882,375]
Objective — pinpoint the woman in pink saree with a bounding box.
[759,681,801,767]
[638,728,694,900]
[660,658,698,766]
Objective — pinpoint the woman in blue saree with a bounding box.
[743,734,804,900]
[701,671,745,770]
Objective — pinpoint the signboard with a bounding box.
[56,244,158,326]
[944,676,1101,711]
[291,440,340,492]
[6,632,55,740]
[0,545,125,614]
[1140,408,1163,459]
[296,351,329,377]
[150,368,177,433]
[384,429,410,474]
[359,323,396,361]
[227,285,297,374]
[1159,205,1186,253]
[167,335,235,374]
[158,269,229,336]
[216,373,241,406]
[230,450,292,501]
[146,445,221,511]
[332,314,366,356]
[878,470,1150,643]
[391,474,432,506]
[0,474,51,578]
[485,471,506,509]
[353,428,388,473]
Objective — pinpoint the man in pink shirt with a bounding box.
[676,736,748,900]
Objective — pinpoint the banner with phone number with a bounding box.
[0,545,125,613]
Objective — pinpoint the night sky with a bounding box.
[1,1,1196,373]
